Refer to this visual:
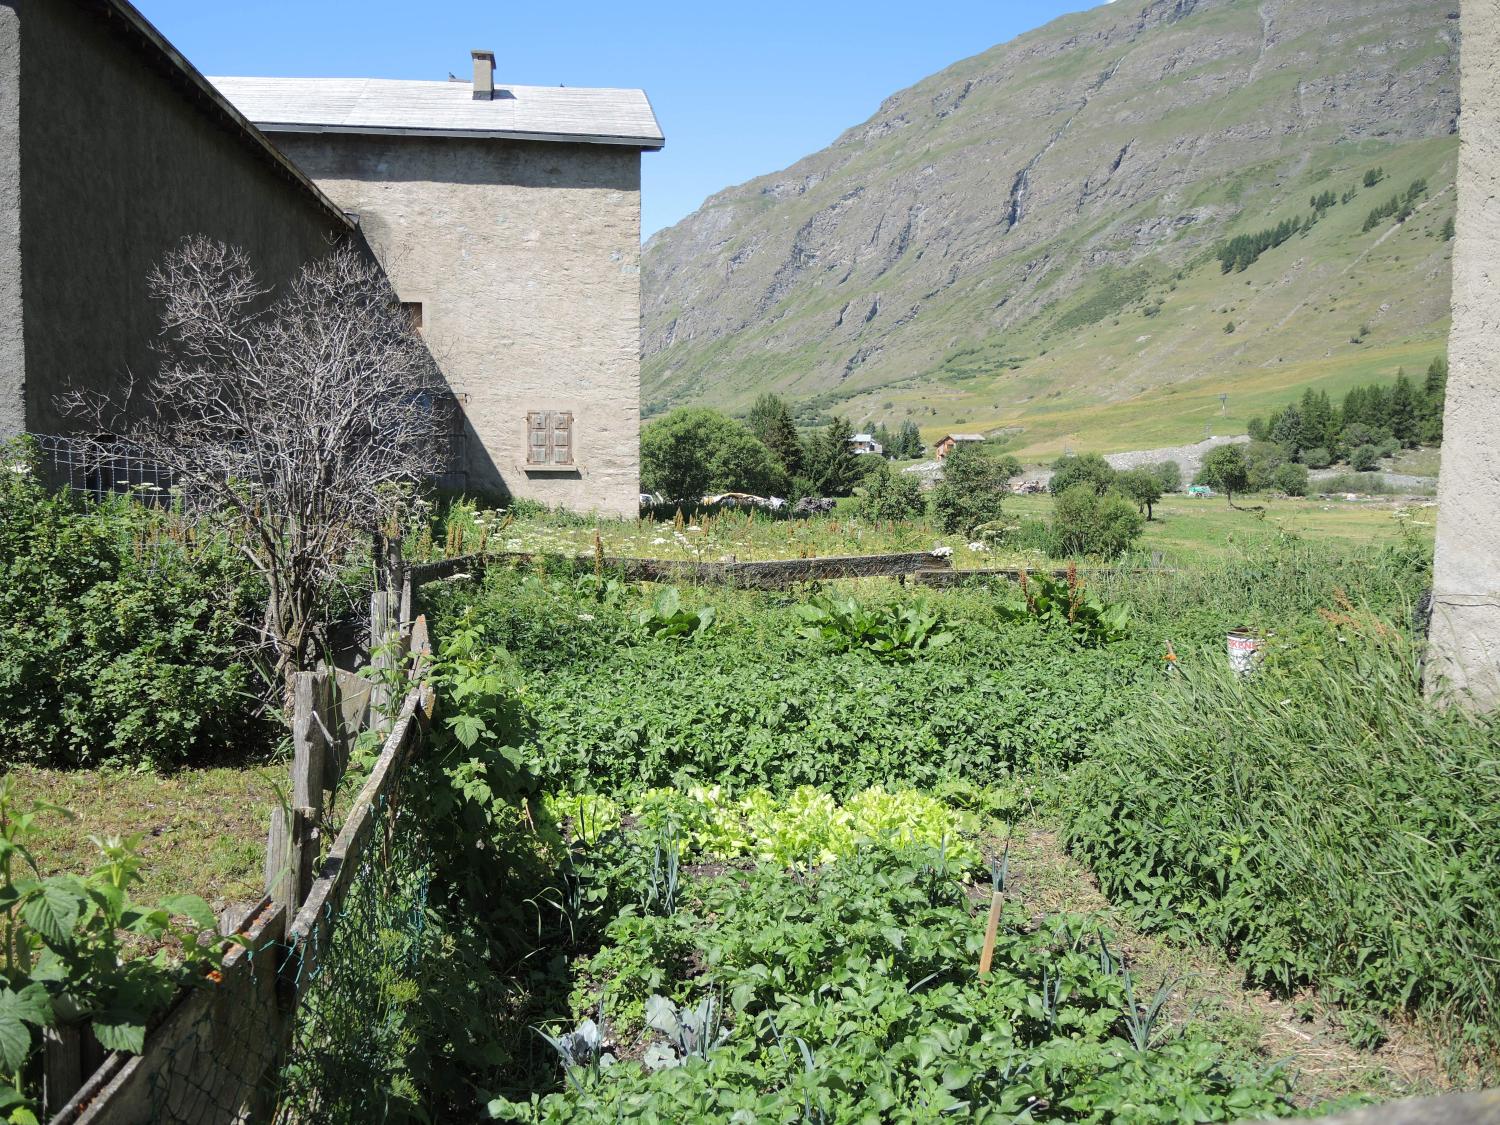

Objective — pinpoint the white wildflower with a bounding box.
[931,546,953,558]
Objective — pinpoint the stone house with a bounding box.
[1,1,662,518]
[0,0,356,448]
[933,433,985,461]
[215,55,663,516]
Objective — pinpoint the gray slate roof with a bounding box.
[210,77,664,149]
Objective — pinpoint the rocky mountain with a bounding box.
[641,0,1459,457]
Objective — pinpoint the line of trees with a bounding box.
[1361,178,1428,233]
[1214,166,1423,274]
[866,420,924,460]
[1217,213,1321,273]
[1048,453,1181,517]
[642,394,950,503]
[641,395,873,502]
[1216,185,1346,273]
[1246,356,1447,468]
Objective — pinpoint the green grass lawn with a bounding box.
[452,490,1434,571]
[1080,493,1436,561]
[6,765,276,910]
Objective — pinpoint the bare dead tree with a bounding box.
[61,236,446,688]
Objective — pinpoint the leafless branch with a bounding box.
[61,235,447,687]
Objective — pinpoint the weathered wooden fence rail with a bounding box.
[48,537,434,1125]
[414,548,957,588]
[416,549,1165,591]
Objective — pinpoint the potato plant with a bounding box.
[492,845,1298,1123]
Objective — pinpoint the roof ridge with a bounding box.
[210,74,664,149]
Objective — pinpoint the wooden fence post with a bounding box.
[266,670,331,937]
[288,671,328,933]
[369,534,405,731]
[42,1025,82,1117]
[264,807,294,923]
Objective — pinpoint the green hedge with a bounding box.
[1,460,260,769]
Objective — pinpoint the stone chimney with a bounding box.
[471,50,495,101]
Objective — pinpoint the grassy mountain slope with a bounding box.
[641,0,1458,457]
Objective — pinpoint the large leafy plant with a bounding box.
[795,594,953,662]
[0,778,223,1122]
[632,587,716,642]
[997,567,1130,646]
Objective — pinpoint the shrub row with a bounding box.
[0,460,261,768]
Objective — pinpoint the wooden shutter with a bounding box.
[526,410,575,466]
[551,411,574,465]
[527,412,549,464]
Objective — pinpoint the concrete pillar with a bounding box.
[1427,0,1500,710]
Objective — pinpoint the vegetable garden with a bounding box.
[408,525,1496,1120]
[5,469,1498,1121]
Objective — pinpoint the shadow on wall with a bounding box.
[281,134,641,192]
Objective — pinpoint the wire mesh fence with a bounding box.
[53,587,436,1125]
[33,433,174,500]
[274,792,434,1122]
[57,796,439,1124]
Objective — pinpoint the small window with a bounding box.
[400,301,424,333]
[526,410,575,466]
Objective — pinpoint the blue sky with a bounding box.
[137,1,1101,238]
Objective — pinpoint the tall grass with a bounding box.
[1098,534,1429,634]
[1063,620,1500,1075]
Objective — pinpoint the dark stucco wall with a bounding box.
[8,0,351,435]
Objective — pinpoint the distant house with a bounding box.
[934,434,985,461]
[848,432,884,456]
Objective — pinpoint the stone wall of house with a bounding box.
[0,5,22,440]
[270,133,643,518]
[0,0,350,439]
[1427,0,1500,711]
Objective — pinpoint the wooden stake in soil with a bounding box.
[978,839,1012,977]
[978,889,1005,976]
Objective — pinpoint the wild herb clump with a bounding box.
[998,567,1130,647]
[795,594,953,661]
